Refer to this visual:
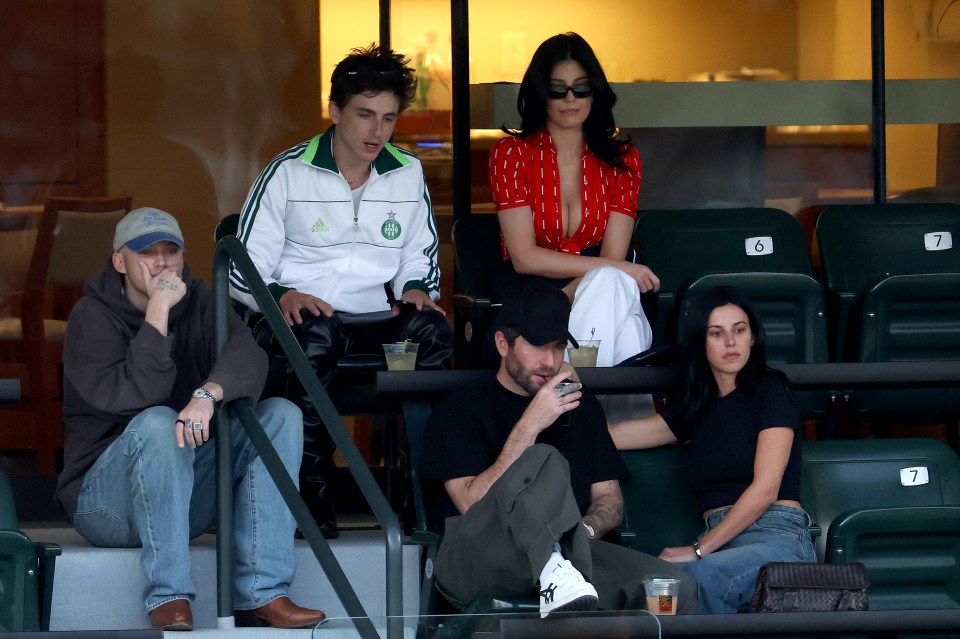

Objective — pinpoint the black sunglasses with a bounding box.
[547,84,593,100]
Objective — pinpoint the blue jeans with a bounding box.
[72,398,303,613]
[682,504,816,614]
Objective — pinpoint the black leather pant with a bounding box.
[250,306,452,535]
[288,307,453,440]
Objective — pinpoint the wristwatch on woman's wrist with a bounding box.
[692,540,703,559]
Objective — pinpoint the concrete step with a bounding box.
[25,527,420,633]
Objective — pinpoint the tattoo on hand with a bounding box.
[157,279,179,291]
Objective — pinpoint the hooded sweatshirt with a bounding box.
[54,260,268,518]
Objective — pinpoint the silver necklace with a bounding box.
[345,163,372,185]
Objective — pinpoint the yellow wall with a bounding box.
[321,0,801,101]
[883,0,959,192]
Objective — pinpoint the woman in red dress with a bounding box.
[489,32,658,370]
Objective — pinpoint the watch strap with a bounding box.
[193,388,217,404]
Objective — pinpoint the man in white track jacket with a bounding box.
[230,44,453,537]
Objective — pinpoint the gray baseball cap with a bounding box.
[113,207,185,252]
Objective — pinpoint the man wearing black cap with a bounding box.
[422,281,696,618]
[55,208,326,631]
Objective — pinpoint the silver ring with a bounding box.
[192,422,203,430]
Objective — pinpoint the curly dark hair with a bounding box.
[329,43,417,112]
[507,32,632,170]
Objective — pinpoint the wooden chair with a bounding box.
[0,196,131,473]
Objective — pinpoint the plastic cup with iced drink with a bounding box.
[382,342,419,371]
[643,575,680,615]
[567,340,601,367]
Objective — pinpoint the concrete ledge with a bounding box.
[30,528,419,631]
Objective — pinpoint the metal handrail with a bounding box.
[212,235,403,639]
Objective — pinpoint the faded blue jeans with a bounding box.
[683,504,816,614]
[72,398,303,613]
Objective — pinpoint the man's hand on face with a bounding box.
[394,289,445,316]
[140,260,186,311]
[279,290,334,326]
[522,369,582,435]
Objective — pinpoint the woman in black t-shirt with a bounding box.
[609,286,815,613]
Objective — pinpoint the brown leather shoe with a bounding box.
[149,599,193,631]
[235,596,326,629]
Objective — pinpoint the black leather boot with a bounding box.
[299,440,339,539]
[289,313,342,539]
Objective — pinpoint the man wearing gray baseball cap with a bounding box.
[55,207,326,631]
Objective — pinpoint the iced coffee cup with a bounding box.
[567,339,601,367]
[643,575,680,615]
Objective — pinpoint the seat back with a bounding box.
[451,214,503,368]
[0,213,40,318]
[0,197,130,474]
[801,438,960,560]
[848,272,960,424]
[451,213,502,301]
[215,213,240,242]
[801,438,960,611]
[635,207,812,345]
[816,202,960,361]
[32,197,131,318]
[0,470,53,632]
[618,446,702,557]
[680,272,828,365]
[859,273,960,363]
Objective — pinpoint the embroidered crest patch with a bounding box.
[381,210,401,240]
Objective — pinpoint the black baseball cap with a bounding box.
[497,281,579,348]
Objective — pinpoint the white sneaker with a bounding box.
[538,559,599,618]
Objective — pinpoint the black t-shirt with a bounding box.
[660,375,802,513]
[422,376,629,527]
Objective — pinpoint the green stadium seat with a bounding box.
[816,203,960,433]
[0,470,60,631]
[618,446,702,557]
[816,202,960,362]
[851,273,960,428]
[801,438,960,610]
[635,207,813,347]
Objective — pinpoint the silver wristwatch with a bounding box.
[192,388,217,404]
[582,521,595,539]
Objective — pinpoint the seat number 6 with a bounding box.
[745,236,774,256]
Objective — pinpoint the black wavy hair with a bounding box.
[329,43,417,112]
[507,32,631,170]
[674,286,785,422]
